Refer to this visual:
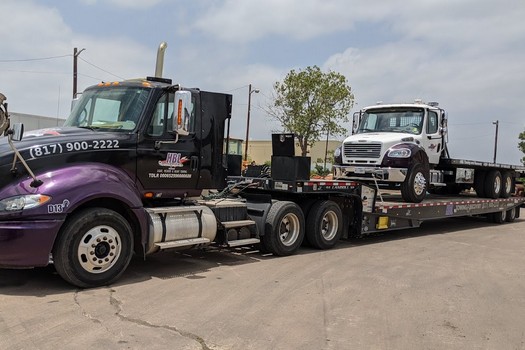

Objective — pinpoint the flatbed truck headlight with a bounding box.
[387,148,411,158]
[0,194,51,211]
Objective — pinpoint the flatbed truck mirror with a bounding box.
[174,90,191,136]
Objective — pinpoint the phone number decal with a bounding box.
[29,140,120,159]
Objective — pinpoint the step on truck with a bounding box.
[332,100,525,202]
[1,46,524,288]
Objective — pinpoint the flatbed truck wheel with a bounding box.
[306,200,343,249]
[484,170,502,199]
[401,163,428,203]
[474,170,486,197]
[261,201,305,256]
[53,208,134,288]
[500,171,514,198]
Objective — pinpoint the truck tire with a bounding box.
[490,210,506,224]
[483,170,502,199]
[53,208,134,288]
[474,170,486,197]
[500,171,514,198]
[306,200,343,250]
[261,201,305,256]
[505,207,517,222]
[401,163,428,203]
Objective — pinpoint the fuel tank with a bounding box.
[145,205,217,254]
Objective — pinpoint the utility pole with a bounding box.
[493,120,499,163]
[244,84,260,161]
[73,47,85,99]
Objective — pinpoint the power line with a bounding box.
[0,69,70,75]
[79,57,125,80]
[0,54,71,62]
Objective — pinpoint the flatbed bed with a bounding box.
[229,176,525,237]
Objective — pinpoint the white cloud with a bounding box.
[2,0,524,165]
[79,0,163,9]
[322,1,525,164]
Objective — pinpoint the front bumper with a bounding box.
[333,165,407,183]
[0,219,64,268]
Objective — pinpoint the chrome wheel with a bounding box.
[77,225,122,274]
[279,213,301,247]
[320,210,339,241]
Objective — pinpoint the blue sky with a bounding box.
[2,0,525,164]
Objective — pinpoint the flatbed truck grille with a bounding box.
[344,142,382,158]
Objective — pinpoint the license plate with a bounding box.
[354,167,366,174]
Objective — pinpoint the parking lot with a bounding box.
[1,214,525,350]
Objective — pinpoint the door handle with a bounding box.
[190,156,199,171]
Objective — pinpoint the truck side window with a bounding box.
[148,92,196,136]
[427,111,438,134]
[148,94,168,136]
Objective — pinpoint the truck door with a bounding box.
[424,109,442,164]
[136,90,201,196]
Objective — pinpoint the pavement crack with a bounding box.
[109,289,211,350]
[73,289,114,336]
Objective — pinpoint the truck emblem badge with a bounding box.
[48,199,70,214]
[158,152,188,168]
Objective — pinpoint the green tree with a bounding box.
[267,66,354,156]
[518,131,525,165]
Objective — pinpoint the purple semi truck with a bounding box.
[0,65,359,287]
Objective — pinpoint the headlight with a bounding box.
[0,194,51,212]
[334,147,342,157]
[387,148,411,158]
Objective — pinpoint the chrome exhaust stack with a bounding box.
[154,42,168,78]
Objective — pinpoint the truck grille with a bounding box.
[343,142,382,158]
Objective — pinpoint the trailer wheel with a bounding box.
[262,201,305,256]
[490,210,507,224]
[500,171,514,198]
[505,207,517,222]
[484,170,502,199]
[474,170,486,197]
[53,208,134,288]
[401,163,428,203]
[306,200,343,250]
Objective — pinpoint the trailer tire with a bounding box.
[474,170,486,198]
[401,163,428,203]
[53,208,134,288]
[306,200,343,250]
[262,201,305,256]
[506,207,517,222]
[500,171,515,198]
[484,170,502,199]
[490,210,506,224]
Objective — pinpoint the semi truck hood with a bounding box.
[0,126,135,188]
[343,132,418,145]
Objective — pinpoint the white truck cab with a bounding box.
[334,100,448,202]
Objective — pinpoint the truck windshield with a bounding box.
[357,108,424,135]
[64,86,151,131]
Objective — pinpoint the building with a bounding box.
[243,139,341,169]
[10,112,65,131]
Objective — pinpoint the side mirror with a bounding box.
[352,111,360,134]
[10,123,24,141]
[174,90,191,136]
